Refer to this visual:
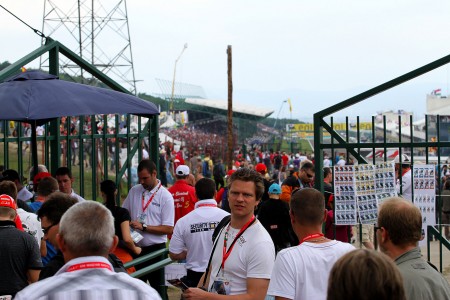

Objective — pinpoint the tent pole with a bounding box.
[31,121,39,179]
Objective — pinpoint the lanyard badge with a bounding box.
[140,183,162,222]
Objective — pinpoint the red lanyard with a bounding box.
[67,262,112,272]
[141,183,162,212]
[196,203,217,208]
[222,215,256,270]
[299,233,324,245]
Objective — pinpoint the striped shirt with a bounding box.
[15,256,161,300]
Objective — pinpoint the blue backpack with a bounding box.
[203,160,211,177]
[221,187,230,213]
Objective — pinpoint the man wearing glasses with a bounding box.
[377,197,450,299]
[280,161,315,203]
[37,192,78,280]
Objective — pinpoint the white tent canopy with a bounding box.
[160,115,178,128]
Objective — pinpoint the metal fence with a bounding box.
[313,52,450,272]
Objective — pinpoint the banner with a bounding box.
[287,122,373,132]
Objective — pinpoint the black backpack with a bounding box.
[213,163,222,178]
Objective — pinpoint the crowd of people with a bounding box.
[0,148,450,299]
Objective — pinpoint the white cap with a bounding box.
[176,165,190,176]
[393,154,411,164]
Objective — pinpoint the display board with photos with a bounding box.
[413,165,436,227]
[334,162,397,225]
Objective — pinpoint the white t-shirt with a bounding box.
[336,159,346,167]
[70,190,86,202]
[142,149,149,160]
[122,181,175,246]
[169,199,229,272]
[397,169,412,201]
[17,208,43,248]
[268,240,354,300]
[323,158,331,167]
[36,126,45,136]
[207,221,275,295]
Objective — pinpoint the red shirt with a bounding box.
[325,210,351,243]
[282,154,289,166]
[216,187,225,204]
[168,180,198,225]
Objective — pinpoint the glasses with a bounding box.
[42,223,57,235]
[374,226,382,232]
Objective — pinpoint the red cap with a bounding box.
[255,163,267,173]
[226,170,236,177]
[33,172,52,185]
[0,194,16,210]
[234,161,240,167]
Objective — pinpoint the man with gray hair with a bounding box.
[15,201,161,299]
[377,197,450,300]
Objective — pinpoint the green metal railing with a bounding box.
[125,248,173,300]
[427,225,450,273]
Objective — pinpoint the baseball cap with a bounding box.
[225,170,236,178]
[268,183,282,195]
[255,163,267,173]
[33,172,52,185]
[176,165,190,176]
[0,194,16,210]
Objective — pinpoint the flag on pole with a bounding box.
[432,89,441,96]
[287,98,292,112]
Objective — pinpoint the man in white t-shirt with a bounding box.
[183,168,275,299]
[169,178,229,287]
[336,156,346,167]
[123,159,174,294]
[55,167,85,202]
[267,188,354,300]
[393,154,412,201]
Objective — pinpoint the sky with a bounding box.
[2,0,450,122]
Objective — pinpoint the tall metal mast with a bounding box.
[40,0,137,94]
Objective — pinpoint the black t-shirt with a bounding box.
[0,221,43,297]
[258,199,298,253]
[111,206,131,241]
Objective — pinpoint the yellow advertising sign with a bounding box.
[287,122,372,132]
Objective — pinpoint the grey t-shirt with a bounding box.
[0,221,43,297]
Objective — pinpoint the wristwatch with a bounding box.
[142,223,147,231]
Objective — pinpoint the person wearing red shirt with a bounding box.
[168,165,198,226]
[281,152,289,168]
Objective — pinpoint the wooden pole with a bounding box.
[227,45,233,171]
